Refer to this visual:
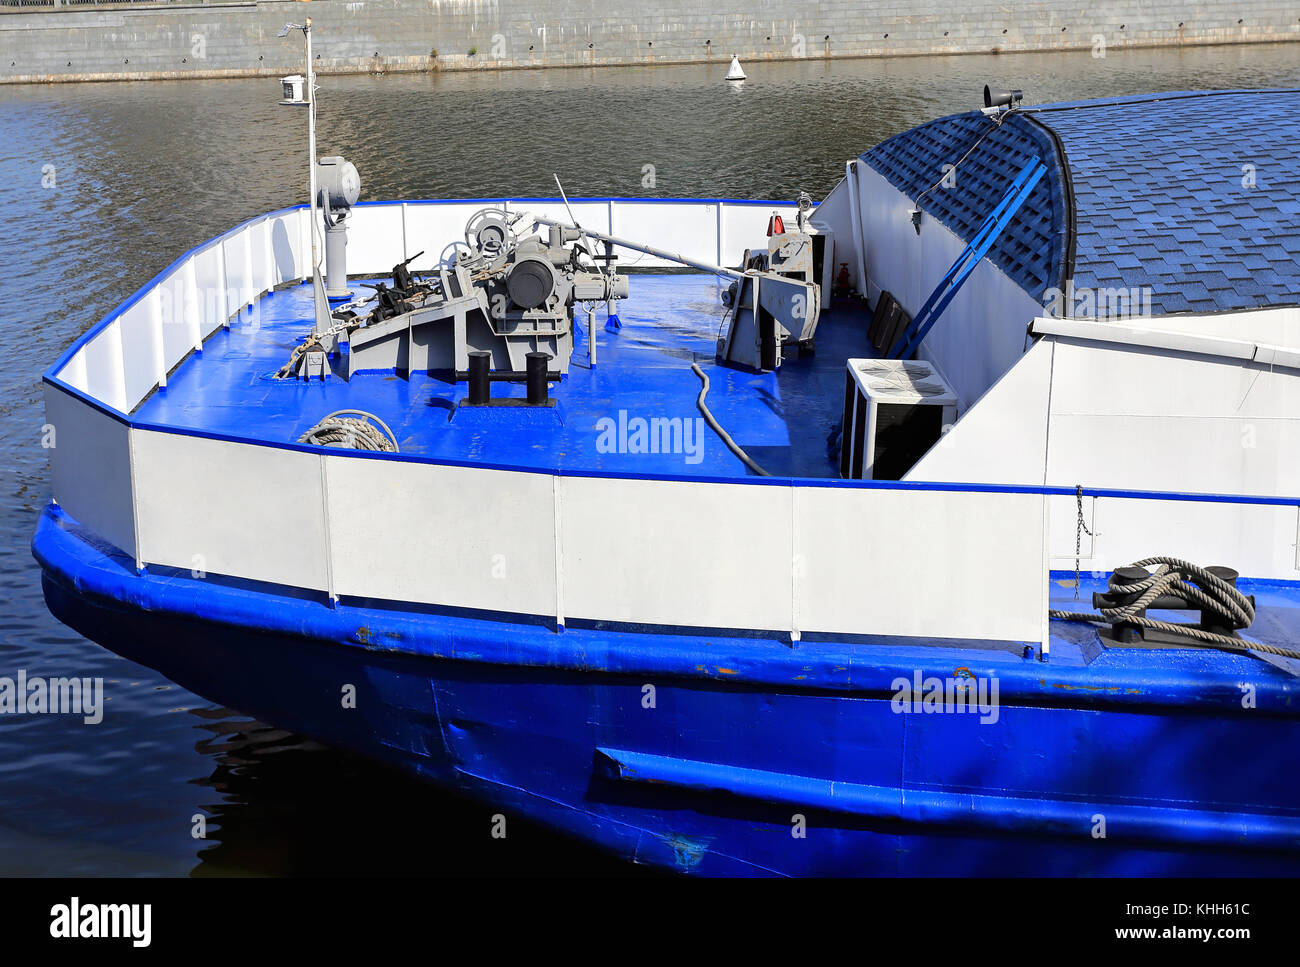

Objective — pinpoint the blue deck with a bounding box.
[136,275,865,480]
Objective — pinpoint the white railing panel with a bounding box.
[402,202,499,272]
[158,264,199,371]
[221,230,253,316]
[249,217,273,297]
[115,296,161,408]
[515,200,612,238]
[44,385,136,558]
[345,204,406,275]
[1087,497,1299,581]
[795,487,1046,642]
[190,243,227,341]
[559,476,793,631]
[58,349,89,394]
[326,457,557,616]
[268,209,307,284]
[612,201,717,269]
[81,320,127,414]
[132,430,330,592]
[720,203,797,266]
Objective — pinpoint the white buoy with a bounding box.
[725,55,746,81]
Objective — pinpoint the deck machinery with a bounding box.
[276,203,824,381]
[278,208,628,381]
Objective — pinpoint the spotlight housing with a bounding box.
[983,86,1023,109]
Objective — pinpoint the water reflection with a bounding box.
[186,708,645,876]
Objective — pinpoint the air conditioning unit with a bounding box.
[839,359,957,480]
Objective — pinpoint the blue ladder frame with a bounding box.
[888,159,1048,360]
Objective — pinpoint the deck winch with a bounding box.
[530,192,827,374]
[716,203,824,371]
[277,192,828,382]
[275,207,628,381]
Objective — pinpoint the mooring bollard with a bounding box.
[468,350,490,405]
[526,352,550,406]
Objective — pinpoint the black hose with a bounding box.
[690,363,770,477]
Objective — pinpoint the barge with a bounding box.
[34,85,1300,875]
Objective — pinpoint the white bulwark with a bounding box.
[43,198,1300,652]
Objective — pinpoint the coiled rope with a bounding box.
[691,363,770,476]
[1050,556,1300,662]
[296,410,400,453]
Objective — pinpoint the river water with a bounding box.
[2,44,1297,875]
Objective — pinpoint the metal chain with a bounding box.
[1073,484,1094,599]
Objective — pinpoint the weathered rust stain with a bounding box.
[1042,678,1142,694]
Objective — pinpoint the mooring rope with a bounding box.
[1050,556,1300,662]
[296,409,400,453]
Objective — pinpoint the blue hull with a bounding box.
[34,504,1300,876]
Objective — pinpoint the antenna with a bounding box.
[278,18,330,337]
